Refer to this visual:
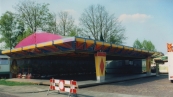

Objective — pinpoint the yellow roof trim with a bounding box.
[23,45,36,50]
[137,49,141,52]
[11,48,22,52]
[117,45,124,49]
[124,46,129,50]
[86,39,94,44]
[96,41,103,45]
[129,48,134,51]
[104,43,111,47]
[142,50,148,53]
[149,51,155,54]
[134,48,141,52]
[1,50,11,54]
[37,41,53,48]
[54,40,63,45]
[134,48,138,51]
[76,38,85,42]
[111,44,116,48]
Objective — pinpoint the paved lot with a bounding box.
[0,92,19,97]
[0,74,171,97]
[84,74,172,97]
[0,85,149,97]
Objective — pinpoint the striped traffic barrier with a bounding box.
[47,78,78,97]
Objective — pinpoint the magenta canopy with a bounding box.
[15,32,63,48]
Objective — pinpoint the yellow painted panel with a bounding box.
[44,41,52,46]
[37,41,52,48]
[54,40,63,45]
[149,51,154,54]
[11,49,16,53]
[23,46,30,50]
[29,45,35,49]
[96,41,103,45]
[137,49,141,52]
[104,43,111,47]
[134,48,138,51]
[23,45,36,50]
[76,38,85,42]
[11,48,22,52]
[129,48,134,51]
[86,40,94,44]
[1,50,11,54]
[134,49,141,52]
[111,44,116,48]
[142,50,148,53]
[124,46,129,50]
[117,45,124,49]
[95,53,106,76]
[144,50,148,53]
[16,48,22,52]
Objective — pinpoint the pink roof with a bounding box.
[15,32,63,48]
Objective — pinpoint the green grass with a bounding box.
[0,79,33,86]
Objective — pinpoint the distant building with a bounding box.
[0,50,11,78]
[153,55,168,73]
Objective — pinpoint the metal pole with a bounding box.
[156,63,159,76]
[10,31,11,50]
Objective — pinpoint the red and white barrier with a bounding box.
[47,78,78,97]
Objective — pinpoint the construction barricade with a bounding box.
[47,78,78,97]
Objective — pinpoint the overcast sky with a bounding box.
[0,0,173,54]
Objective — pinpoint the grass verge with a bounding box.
[0,79,33,86]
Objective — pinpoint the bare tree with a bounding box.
[68,26,83,36]
[42,13,59,33]
[57,11,74,36]
[80,5,126,44]
[15,0,51,33]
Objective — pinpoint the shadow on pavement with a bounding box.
[47,91,93,97]
[109,74,168,86]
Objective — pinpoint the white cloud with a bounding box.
[118,13,152,23]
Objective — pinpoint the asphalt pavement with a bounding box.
[0,74,171,97]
